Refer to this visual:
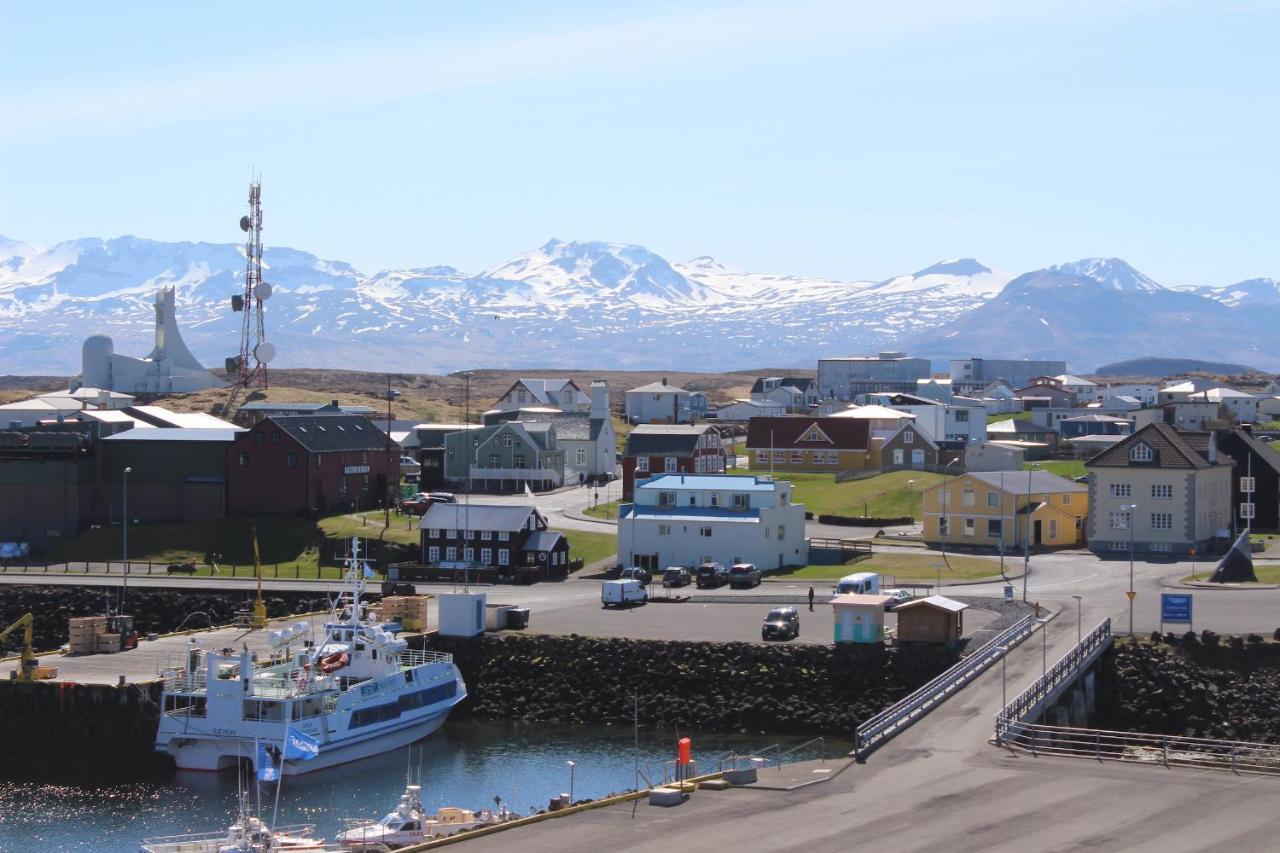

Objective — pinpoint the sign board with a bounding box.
[344,464,371,475]
[1125,590,1137,601]
[1161,593,1192,623]
[1004,585,1014,602]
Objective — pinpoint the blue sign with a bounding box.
[1161,593,1193,623]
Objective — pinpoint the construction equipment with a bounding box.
[1,613,46,681]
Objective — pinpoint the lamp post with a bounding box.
[566,760,576,805]
[122,466,132,609]
[1071,594,1083,642]
[1022,463,1040,602]
[1122,503,1137,636]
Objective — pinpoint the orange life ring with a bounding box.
[320,652,349,674]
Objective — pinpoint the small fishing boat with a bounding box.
[140,795,332,852]
[336,783,513,850]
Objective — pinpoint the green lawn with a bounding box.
[556,528,617,567]
[1024,460,1087,479]
[988,411,1031,424]
[777,551,1003,581]
[320,511,420,546]
[584,499,623,520]
[49,517,320,567]
[731,469,946,519]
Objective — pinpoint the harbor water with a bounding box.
[0,720,844,852]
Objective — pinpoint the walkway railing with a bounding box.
[854,613,1033,758]
[995,618,1112,735]
[992,723,1280,776]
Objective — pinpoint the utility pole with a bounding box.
[121,466,132,610]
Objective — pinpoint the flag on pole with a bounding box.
[524,482,534,502]
[283,727,321,761]
[256,742,279,782]
[362,562,375,579]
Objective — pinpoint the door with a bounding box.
[893,449,904,465]
[1033,519,1042,546]
[911,449,925,469]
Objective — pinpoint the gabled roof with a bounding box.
[960,470,1086,493]
[1054,374,1097,387]
[265,415,388,453]
[1085,422,1222,469]
[127,406,239,429]
[895,595,968,613]
[1060,414,1130,423]
[236,401,378,414]
[625,424,717,456]
[1188,387,1257,401]
[750,377,815,394]
[832,404,916,420]
[988,419,1054,435]
[745,417,869,451]
[522,531,565,552]
[629,381,689,394]
[418,503,539,532]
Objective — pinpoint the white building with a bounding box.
[1158,378,1218,404]
[618,473,808,572]
[0,387,136,429]
[750,377,819,411]
[714,399,786,422]
[1187,388,1259,424]
[489,378,591,417]
[625,379,692,424]
[1095,383,1158,406]
[520,381,617,484]
[81,287,226,394]
[890,403,987,444]
[1054,374,1098,398]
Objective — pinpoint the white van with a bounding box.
[835,571,880,595]
[602,578,647,607]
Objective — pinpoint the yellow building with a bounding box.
[921,469,1088,550]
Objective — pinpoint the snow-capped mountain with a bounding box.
[1,236,1276,375]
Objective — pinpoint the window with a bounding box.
[1150,542,1172,552]
[428,529,440,539]
[665,457,677,473]
[1151,484,1172,500]
[755,450,768,463]
[498,530,510,542]
[1151,512,1173,530]
[658,491,676,507]
[445,528,456,539]
[658,524,671,536]
[1129,443,1154,463]
[238,452,248,467]
[1110,483,1131,498]
[502,435,513,448]
[1060,494,1070,504]
[710,493,719,507]
[955,409,969,423]
[481,530,492,541]
[1109,511,1131,530]
[772,450,785,463]
[577,448,586,465]
[777,525,786,539]
[428,546,440,562]
[733,494,748,509]
[964,518,975,537]
[790,452,804,464]
[254,432,265,445]
[463,547,474,562]
[904,431,914,444]
[700,526,713,537]
[514,454,526,469]
[987,491,1000,507]
[636,457,649,473]
[827,451,840,465]
[938,516,949,536]
[488,454,500,468]
[270,432,281,446]
[498,548,510,566]
[987,519,1003,538]
[962,489,976,507]
[445,546,457,561]
[286,452,297,468]
[316,454,323,467]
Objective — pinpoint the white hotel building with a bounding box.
[618,473,808,572]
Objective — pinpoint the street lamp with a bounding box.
[122,466,132,609]
[1022,463,1040,602]
[1071,594,1083,642]
[1122,503,1137,637]
[1035,616,1049,676]
[566,760,576,805]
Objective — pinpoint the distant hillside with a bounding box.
[1093,357,1263,378]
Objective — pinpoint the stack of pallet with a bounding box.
[68,616,108,655]
[378,595,430,631]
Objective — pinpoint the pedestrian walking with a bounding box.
[808,585,815,612]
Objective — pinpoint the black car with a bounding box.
[661,567,691,588]
[762,607,800,641]
[696,562,729,589]
[728,563,762,589]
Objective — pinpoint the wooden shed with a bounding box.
[894,595,967,644]
[830,593,893,644]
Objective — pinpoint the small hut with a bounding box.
[830,593,892,644]
[893,595,968,644]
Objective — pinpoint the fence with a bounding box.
[995,618,1112,731]
[853,613,1033,758]
[0,559,348,580]
[991,723,1280,776]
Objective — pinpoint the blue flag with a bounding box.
[256,742,279,782]
[363,562,375,579]
[283,727,320,761]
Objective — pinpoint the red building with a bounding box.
[226,415,399,515]
[621,424,727,499]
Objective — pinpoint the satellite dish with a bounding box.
[254,341,277,364]
[255,282,273,300]
[239,215,251,232]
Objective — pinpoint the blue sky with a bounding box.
[1,0,1276,285]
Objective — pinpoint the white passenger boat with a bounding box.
[154,542,466,775]
[336,783,511,849]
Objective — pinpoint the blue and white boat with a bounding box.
[154,542,465,775]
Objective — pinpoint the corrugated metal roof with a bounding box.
[623,507,761,524]
[962,470,1086,493]
[418,504,537,532]
[268,415,388,452]
[522,531,565,552]
[102,428,241,442]
[830,593,893,606]
[629,381,689,394]
[636,473,778,492]
[895,595,968,613]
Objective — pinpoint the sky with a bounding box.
[1,0,1277,286]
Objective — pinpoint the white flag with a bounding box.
[524,482,535,502]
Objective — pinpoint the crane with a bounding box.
[0,613,40,682]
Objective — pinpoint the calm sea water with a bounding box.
[0,721,843,852]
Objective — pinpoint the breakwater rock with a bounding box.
[1098,634,1280,743]
[0,586,332,652]
[427,634,957,736]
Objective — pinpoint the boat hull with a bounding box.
[164,710,451,776]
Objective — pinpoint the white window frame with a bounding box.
[665,457,677,473]
[904,431,914,444]
[636,457,650,473]
[1110,483,1131,498]
[658,524,671,536]
[480,547,492,564]
[1108,511,1131,530]
[699,526,713,537]
[445,546,457,561]
[986,492,1000,507]
[1129,443,1154,463]
[481,529,493,541]
[1151,484,1172,500]
[577,448,586,465]
[755,450,768,463]
[1151,512,1173,530]
[498,548,510,566]
[498,530,510,542]
[428,546,440,562]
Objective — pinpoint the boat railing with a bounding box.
[397,648,453,668]
[141,823,319,851]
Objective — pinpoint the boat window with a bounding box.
[402,821,419,831]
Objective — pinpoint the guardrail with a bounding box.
[854,613,1033,758]
[995,618,1112,735]
[992,722,1280,776]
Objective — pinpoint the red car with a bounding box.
[402,493,432,515]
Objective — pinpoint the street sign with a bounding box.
[1125,590,1136,601]
[1161,592,1193,633]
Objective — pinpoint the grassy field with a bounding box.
[1183,563,1280,584]
[727,469,946,519]
[559,528,617,566]
[777,551,1003,581]
[1024,460,1087,479]
[988,411,1031,424]
[584,499,624,519]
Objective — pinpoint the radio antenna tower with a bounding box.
[229,178,275,388]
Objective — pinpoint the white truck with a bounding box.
[602,578,647,607]
[834,571,880,595]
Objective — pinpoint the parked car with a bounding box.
[883,588,912,610]
[602,579,647,607]
[696,562,729,589]
[661,566,691,588]
[427,491,457,504]
[402,492,433,515]
[399,455,421,470]
[166,562,197,574]
[619,566,652,585]
[761,607,800,641]
[729,563,762,589]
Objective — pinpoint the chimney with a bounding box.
[590,381,608,420]
[331,399,340,409]
[662,377,667,386]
